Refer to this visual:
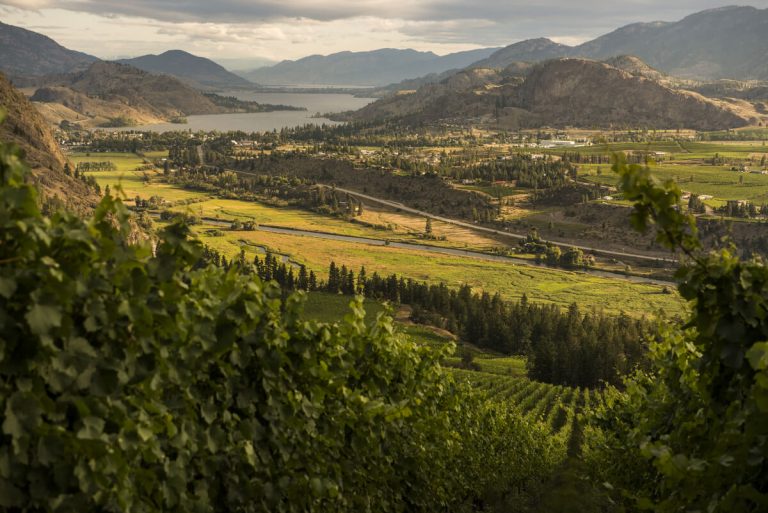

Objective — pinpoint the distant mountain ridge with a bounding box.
[117,50,254,90]
[0,21,98,78]
[241,47,501,87]
[470,6,768,81]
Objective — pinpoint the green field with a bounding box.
[301,292,386,323]
[71,152,209,203]
[535,140,767,157]
[196,225,684,317]
[581,162,768,203]
[169,197,507,251]
[301,293,465,351]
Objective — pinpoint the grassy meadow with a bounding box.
[196,225,684,317]
[580,162,768,203]
[71,152,209,203]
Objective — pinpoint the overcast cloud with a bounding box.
[1,1,767,66]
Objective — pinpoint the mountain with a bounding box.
[468,38,570,69]
[692,80,768,101]
[348,58,764,130]
[0,21,98,78]
[514,59,757,129]
[0,72,98,212]
[29,61,230,127]
[365,61,535,98]
[241,47,500,87]
[29,62,300,127]
[465,6,768,81]
[346,66,516,123]
[117,50,254,90]
[56,61,224,116]
[571,6,768,80]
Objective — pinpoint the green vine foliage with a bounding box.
[583,155,768,512]
[0,117,558,512]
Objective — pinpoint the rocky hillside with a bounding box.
[514,59,757,129]
[347,67,508,122]
[117,50,254,90]
[348,58,765,130]
[468,38,570,70]
[0,21,98,78]
[28,62,278,127]
[0,73,98,212]
[30,86,167,126]
[66,62,223,116]
[367,61,534,98]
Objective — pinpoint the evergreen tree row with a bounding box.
[202,247,652,388]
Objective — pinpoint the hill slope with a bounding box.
[468,38,570,69]
[117,50,254,90]
[0,21,98,78]
[0,72,98,211]
[30,62,301,127]
[571,6,768,80]
[242,47,500,86]
[467,6,768,81]
[514,59,756,129]
[66,62,224,116]
[348,58,763,130]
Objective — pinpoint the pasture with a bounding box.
[194,224,685,317]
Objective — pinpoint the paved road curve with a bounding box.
[181,213,672,286]
[323,185,677,264]
[227,167,677,264]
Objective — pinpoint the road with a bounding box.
[323,185,678,264]
[154,211,672,285]
[226,166,676,264]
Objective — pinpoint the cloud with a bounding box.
[2,0,768,62]
[5,0,768,25]
[155,23,288,44]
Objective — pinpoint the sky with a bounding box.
[1,1,767,69]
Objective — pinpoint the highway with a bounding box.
[226,166,677,265]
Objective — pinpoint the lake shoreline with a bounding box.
[105,91,375,133]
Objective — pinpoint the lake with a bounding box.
[111,91,374,133]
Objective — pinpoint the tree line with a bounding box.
[200,245,653,388]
